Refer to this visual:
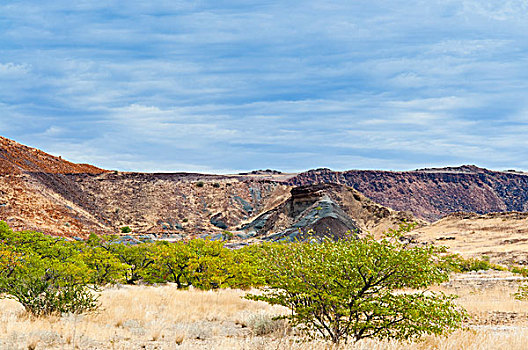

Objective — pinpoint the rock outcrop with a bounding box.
[286,166,528,221]
[240,183,416,241]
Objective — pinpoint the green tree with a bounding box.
[104,240,154,284]
[0,254,98,316]
[144,241,193,287]
[80,235,129,285]
[0,222,99,316]
[247,226,465,344]
[143,239,263,289]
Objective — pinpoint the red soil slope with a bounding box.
[0,136,107,174]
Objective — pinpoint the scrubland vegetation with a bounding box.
[1,221,528,349]
[2,282,528,349]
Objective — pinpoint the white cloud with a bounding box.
[0,62,30,77]
[1,0,528,172]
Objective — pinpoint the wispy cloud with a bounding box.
[1,0,527,172]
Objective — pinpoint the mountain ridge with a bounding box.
[3,135,528,239]
[286,166,528,221]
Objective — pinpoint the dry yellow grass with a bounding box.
[1,275,528,350]
[410,213,528,264]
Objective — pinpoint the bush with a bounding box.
[247,226,465,344]
[246,313,289,336]
[447,254,506,272]
[120,226,132,234]
[0,248,98,316]
[222,231,234,241]
[195,181,204,188]
[511,266,528,277]
[0,223,99,316]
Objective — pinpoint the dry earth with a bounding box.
[407,212,528,264]
[1,271,528,350]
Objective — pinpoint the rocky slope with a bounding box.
[240,183,415,241]
[0,136,106,174]
[286,166,528,221]
[0,169,292,237]
[1,136,410,238]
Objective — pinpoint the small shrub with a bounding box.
[222,230,234,241]
[120,226,132,234]
[247,313,289,336]
[212,182,221,188]
[195,181,204,188]
[511,266,528,277]
[447,254,506,272]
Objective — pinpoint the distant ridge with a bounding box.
[0,135,410,238]
[286,166,528,221]
[0,136,107,174]
[4,134,528,237]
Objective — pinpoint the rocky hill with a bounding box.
[286,166,528,221]
[240,183,415,241]
[0,136,106,174]
[1,136,409,238]
[6,135,528,241]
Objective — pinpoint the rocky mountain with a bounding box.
[240,183,415,241]
[286,166,528,221]
[0,136,409,239]
[6,135,528,242]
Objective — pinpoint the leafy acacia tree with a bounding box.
[145,239,262,289]
[103,239,155,284]
[80,234,129,285]
[248,226,466,344]
[0,222,99,316]
[0,253,99,316]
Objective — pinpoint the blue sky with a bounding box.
[1,1,528,173]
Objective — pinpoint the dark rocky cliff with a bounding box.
[241,183,415,241]
[286,166,528,221]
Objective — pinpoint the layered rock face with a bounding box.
[241,183,415,241]
[286,166,528,221]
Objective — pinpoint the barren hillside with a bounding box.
[1,136,410,238]
[287,166,528,221]
[408,212,528,264]
[0,136,106,174]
